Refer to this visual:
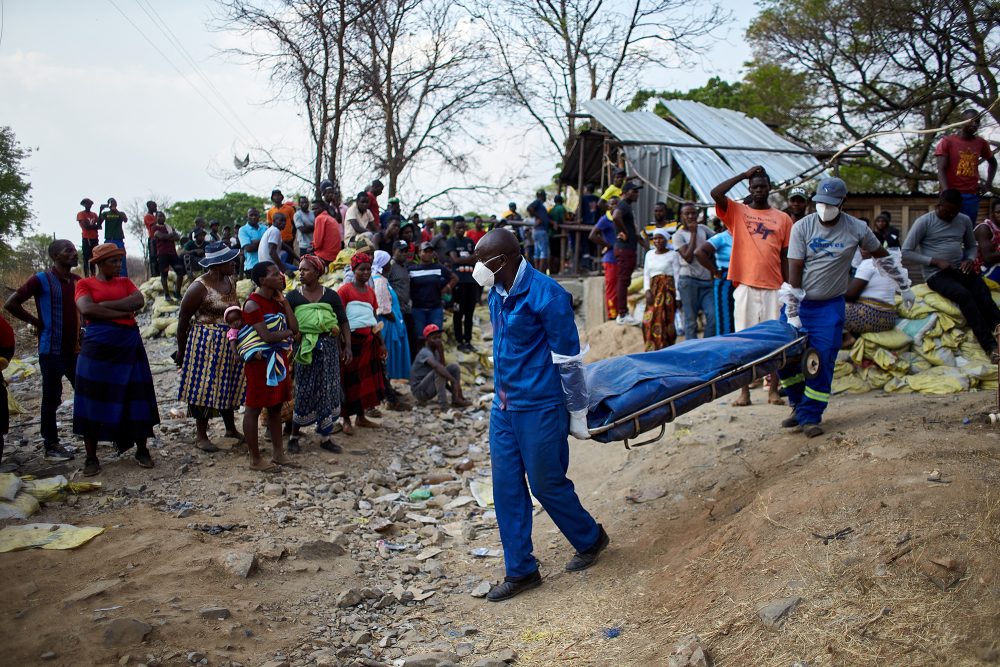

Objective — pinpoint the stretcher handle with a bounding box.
[588,335,809,438]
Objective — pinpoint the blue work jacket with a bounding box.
[488,263,580,411]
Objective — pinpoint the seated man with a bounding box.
[409,324,470,409]
[903,189,1000,360]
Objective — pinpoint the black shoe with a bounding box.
[43,444,74,462]
[135,450,154,469]
[781,413,800,429]
[320,440,343,454]
[83,458,101,477]
[565,525,610,572]
[486,570,542,602]
[802,423,824,438]
[287,438,301,454]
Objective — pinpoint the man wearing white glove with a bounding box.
[778,177,907,438]
[473,229,608,602]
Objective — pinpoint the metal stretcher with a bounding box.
[585,320,820,447]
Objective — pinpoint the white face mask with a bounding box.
[816,202,840,222]
[472,255,504,288]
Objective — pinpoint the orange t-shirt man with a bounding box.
[267,202,298,243]
[719,198,792,289]
[143,213,157,238]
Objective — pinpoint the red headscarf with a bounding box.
[350,252,372,269]
[302,254,326,275]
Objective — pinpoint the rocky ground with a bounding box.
[1,328,999,667]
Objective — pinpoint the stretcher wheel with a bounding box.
[802,347,821,379]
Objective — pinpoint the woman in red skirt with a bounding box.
[338,253,387,434]
[243,261,298,471]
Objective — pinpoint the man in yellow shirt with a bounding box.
[601,168,628,201]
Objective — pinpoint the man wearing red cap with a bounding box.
[409,324,470,408]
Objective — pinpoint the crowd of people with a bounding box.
[2,110,995,474]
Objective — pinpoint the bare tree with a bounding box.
[213,0,372,192]
[748,0,1000,191]
[354,0,503,198]
[464,0,729,156]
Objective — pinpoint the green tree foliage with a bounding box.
[0,127,35,258]
[164,192,270,234]
[747,0,999,192]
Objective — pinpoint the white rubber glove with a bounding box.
[901,288,916,310]
[569,409,590,440]
[787,315,803,329]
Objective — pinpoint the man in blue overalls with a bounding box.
[473,229,609,601]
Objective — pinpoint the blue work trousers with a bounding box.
[489,404,600,577]
[960,193,980,225]
[712,272,735,336]
[779,296,844,425]
[678,276,716,339]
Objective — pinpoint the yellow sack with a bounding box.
[911,283,934,298]
[916,343,956,367]
[834,359,855,379]
[3,358,37,383]
[0,492,40,520]
[869,347,900,371]
[628,275,644,295]
[0,473,21,500]
[19,475,102,502]
[923,292,963,319]
[883,376,913,393]
[832,373,870,394]
[236,279,254,301]
[140,325,160,339]
[859,328,911,350]
[936,312,962,332]
[896,298,934,320]
[8,391,24,415]
[859,366,891,389]
[0,523,105,552]
[960,340,990,364]
[939,328,965,349]
[163,321,179,337]
[330,248,356,272]
[906,367,970,394]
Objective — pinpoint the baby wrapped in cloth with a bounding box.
[236,312,292,387]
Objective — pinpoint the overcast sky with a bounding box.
[1,0,755,248]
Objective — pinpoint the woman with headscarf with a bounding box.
[74,243,159,476]
[642,227,681,350]
[176,242,246,452]
[371,250,410,380]
[287,254,351,454]
[337,252,386,434]
[242,261,298,472]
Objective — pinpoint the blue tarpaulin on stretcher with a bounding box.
[585,320,803,443]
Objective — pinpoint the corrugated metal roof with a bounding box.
[581,99,694,144]
[659,99,822,187]
[578,98,824,205]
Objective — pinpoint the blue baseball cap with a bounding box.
[812,178,847,205]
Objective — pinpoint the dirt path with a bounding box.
[1,338,998,666]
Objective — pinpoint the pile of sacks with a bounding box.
[833,283,999,395]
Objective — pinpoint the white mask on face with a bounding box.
[816,202,840,222]
[472,255,504,288]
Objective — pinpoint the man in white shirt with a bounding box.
[345,190,376,247]
[260,214,297,275]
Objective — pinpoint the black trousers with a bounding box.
[452,283,478,345]
[927,268,1000,353]
[40,352,77,446]
[403,312,419,362]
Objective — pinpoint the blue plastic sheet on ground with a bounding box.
[585,320,802,443]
